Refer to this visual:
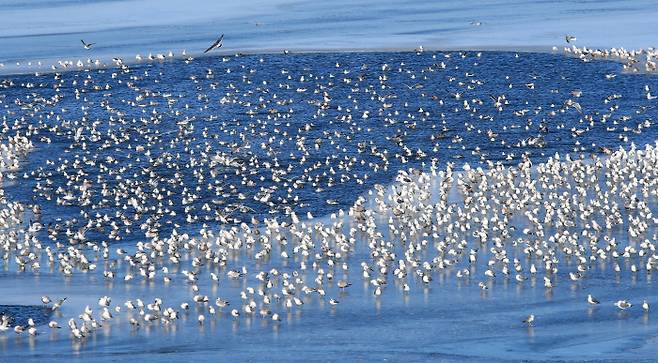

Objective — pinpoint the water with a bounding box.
[2,1,658,361]
[1,49,657,362]
[2,51,657,240]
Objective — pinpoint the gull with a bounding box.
[403,83,423,90]
[643,300,650,311]
[0,316,9,332]
[72,329,84,339]
[98,296,111,307]
[587,294,600,305]
[565,35,576,43]
[203,34,224,54]
[52,297,67,311]
[215,298,230,308]
[523,314,535,326]
[564,99,582,113]
[68,319,77,331]
[80,39,95,50]
[41,296,51,304]
[258,307,270,317]
[543,276,553,288]
[101,308,113,320]
[614,300,632,310]
[569,272,582,281]
[337,280,352,290]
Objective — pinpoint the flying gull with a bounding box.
[203,34,224,54]
[81,39,95,50]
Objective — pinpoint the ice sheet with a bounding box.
[2,0,658,73]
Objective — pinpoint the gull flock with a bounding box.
[0,41,657,349]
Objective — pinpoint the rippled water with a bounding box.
[2,50,657,239]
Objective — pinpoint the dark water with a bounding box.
[1,50,657,244]
[0,305,51,327]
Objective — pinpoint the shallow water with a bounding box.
[2,153,658,362]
